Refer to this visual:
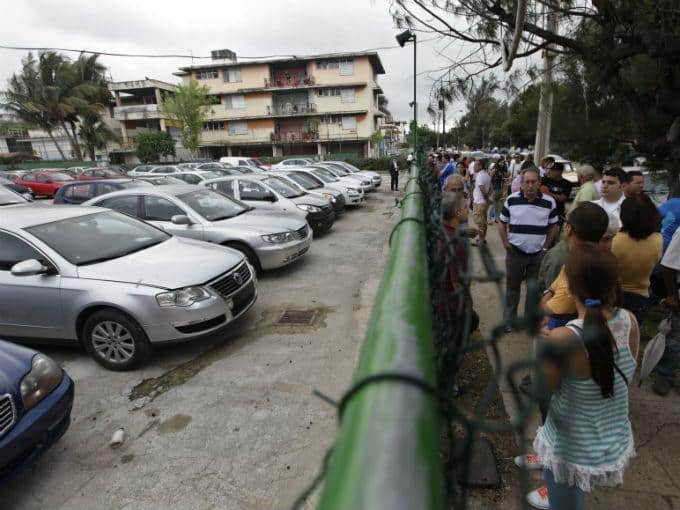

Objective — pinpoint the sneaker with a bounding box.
[652,375,672,396]
[526,485,550,509]
[514,453,542,470]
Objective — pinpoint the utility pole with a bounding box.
[534,2,558,161]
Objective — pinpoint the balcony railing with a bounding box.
[266,103,317,116]
[264,75,316,88]
[271,130,319,143]
[113,104,163,120]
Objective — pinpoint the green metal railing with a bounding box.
[315,165,444,510]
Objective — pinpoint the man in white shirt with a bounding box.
[471,159,491,245]
[652,226,680,396]
[592,167,626,220]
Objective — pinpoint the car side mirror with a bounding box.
[171,214,193,225]
[11,259,48,277]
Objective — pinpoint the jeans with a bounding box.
[544,469,584,510]
[654,309,680,382]
[505,247,544,321]
[390,171,399,191]
[622,291,650,325]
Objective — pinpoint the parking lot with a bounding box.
[3,186,397,510]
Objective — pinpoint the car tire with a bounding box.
[82,310,152,371]
[224,242,261,275]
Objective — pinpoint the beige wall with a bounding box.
[183,64,270,94]
[313,57,372,86]
[313,85,372,114]
[208,92,272,120]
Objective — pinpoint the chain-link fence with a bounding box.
[293,164,546,510]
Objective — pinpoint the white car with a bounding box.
[325,161,382,189]
[128,165,184,177]
[265,171,346,216]
[273,166,364,206]
[173,171,226,185]
[219,157,261,168]
[272,158,315,168]
[314,163,374,193]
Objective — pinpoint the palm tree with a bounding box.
[79,114,118,160]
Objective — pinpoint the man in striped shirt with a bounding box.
[499,167,559,325]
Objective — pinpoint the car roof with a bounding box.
[63,178,137,185]
[89,184,199,200]
[2,204,108,229]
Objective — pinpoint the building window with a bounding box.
[202,121,224,131]
[340,88,356,103]
[321,114,342,124]
[342,116,357,131]
[339,58,354,76]
[317,88,341,97]
[224,67,242,83]
[223,94,246,109]
[229,121,248,135]
[316,57,354,72]
[197,69,219,80]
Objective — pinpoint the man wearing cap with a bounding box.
[572,164,600,205]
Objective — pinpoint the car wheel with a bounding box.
[224,242,261,275]
[82,310,152,371]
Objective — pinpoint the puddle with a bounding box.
[158,414,192,434]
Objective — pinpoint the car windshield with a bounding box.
[234,166,254,174]
[198,164,223,170]
[198,171,221,180]
[119,180,153,189]
[26,211,169,265]
[310,168,338,182]
[340,162,361,172]
[287,173,322,190]
[324,164,349,176]
[48,172,74,181]
[262,177,303,198]
[143,176,185,185]
[178,189,249,221]
[0,186,26,205]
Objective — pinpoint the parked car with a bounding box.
[1,171,30,182]
[53,179,153,205]
[274,167,365,206]
[136,176,187,186]
[47,169,78,179]
[0,176,33,200]
[127,165,183,177]
[0,341,74,482]
[66,166,88,175]
[172,171,224,185]
[270,170,346,216]
[84,186,312,273]
[195,163,230,172]
[328,161,382,188]
[0,206,257,370]
[219,157,261,168]
[272,158,315,168]
[0,186,31,207]
[200,175,323,227]
[77,167,127,180]
[15,171,75,198]
[177,162,202,171]
[314,163,374,192]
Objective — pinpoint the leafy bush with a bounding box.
[135,132,176,163]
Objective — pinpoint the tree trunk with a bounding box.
[46,128,67,160]
[68,121,83,160]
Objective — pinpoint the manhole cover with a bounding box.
[277,309,317,325]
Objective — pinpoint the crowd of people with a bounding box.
[427,149,678,509]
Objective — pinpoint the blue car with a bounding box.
[53,178,152,205]
[0,340,73,482]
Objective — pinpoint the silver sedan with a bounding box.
[84,185,312,272]
[0,206,256,370]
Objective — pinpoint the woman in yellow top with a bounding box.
[611,194,662,323]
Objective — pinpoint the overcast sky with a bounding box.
[0,0,469,130]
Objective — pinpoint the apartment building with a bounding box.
[174,49,386,158]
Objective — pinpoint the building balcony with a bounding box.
[264,75,316,89]
[113,104,165,121]
[266,103,317,117]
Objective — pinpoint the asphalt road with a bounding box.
[3,186,398,510]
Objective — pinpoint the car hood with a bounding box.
[77,236,243,289]
[290,194,328,207]
[0,340,34,395]
[212,210,307,234]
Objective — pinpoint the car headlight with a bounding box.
[261,231,295,243]
[156,286,212,307]
[322,193,336,203]
[20,354,63,410]
[297,204,321,213]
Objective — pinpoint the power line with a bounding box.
[0,38,441,60]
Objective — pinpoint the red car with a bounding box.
[77,167,126,180]
[16,171,75,197]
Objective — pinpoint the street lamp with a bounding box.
[396,29,417,165]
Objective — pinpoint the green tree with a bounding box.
[79,115,119,161]
[135,131,176,163]
[162,80,212,157]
